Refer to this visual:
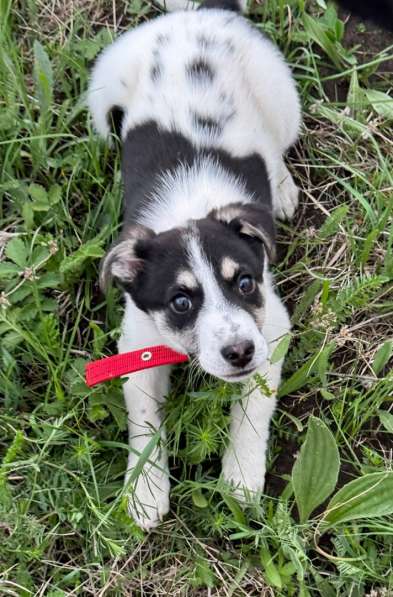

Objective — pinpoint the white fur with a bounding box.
[89,1,300,529]
[139,156,252,233]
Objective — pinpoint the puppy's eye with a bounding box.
[238,274,256,295]
[170,293,192,313]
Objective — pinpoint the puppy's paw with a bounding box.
[221,452,265,503]
[274,167,299,221]
[125,466,170,531]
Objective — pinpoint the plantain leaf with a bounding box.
[33,41,53,115]
[365,89,393,120]
[379,411,393,434]
[372,340,393,375]
[324,472,393,526]
[292,416,340,523]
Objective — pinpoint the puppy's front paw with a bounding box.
[125,464,170,531]
[221,451,265,502]
[275,168,299,221]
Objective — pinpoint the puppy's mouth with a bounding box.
[219,367,257,382]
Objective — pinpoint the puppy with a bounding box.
[88,0,301,530]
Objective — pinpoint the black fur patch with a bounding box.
[186,58,215,82]
[224,39,235,53]
[156,33,170,45]
[192,112,222,135]
[196,34,217,49]
[121,121,272,227]
[150,63,162,82]
[107,105,124,137]
[199,0,241,12]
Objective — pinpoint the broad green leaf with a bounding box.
[278,359,310,397]
[260,545,282,589]
[32,245,50,266]
[37,272,61,289]
[379,411,393,434]
[33,41,53,115]
[270,333,292,364]
[292,416,340,523]
[48,184,62,205]
[0,262,20,278]
[221,494,246,526]
[22,203,35,230]
[60,239,104,280]
[372,340,392,375]
[5,237,27,268]
[192,489,208,508]
[366,89,393,120]
[106,396,127,431]
[324,472,393,526]
[29,183,48,207]
[346,68,365,116]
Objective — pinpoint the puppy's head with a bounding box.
[101,203,275,382]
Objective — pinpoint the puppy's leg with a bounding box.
[273,161,299,221]
[119,298,171,530]
[241,33,301,221]
[222,279,290,499]
[221,365,279,498]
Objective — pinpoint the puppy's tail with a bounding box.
[157,0,247,13]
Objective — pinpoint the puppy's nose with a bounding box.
[221,341,255,368]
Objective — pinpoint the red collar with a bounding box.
[85,345,189,387]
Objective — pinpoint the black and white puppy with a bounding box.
[88,0,301,530]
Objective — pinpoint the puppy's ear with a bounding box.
[210,203,276,263]
[100,224,155,292]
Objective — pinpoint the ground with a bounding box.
[0,1,392,595]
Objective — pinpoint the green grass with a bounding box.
[1,0,393,594]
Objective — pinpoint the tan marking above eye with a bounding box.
[221,257,239,280]
[176,269,198,289]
